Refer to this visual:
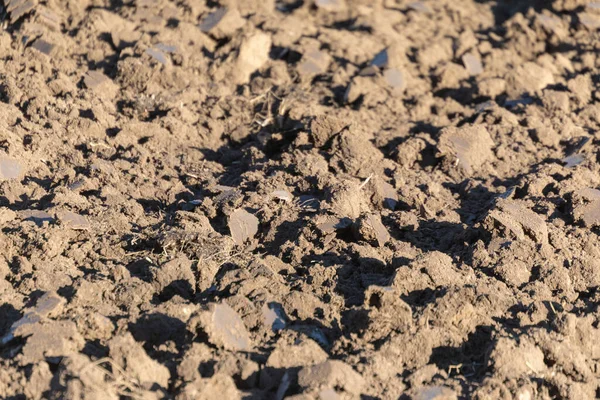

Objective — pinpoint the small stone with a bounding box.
[262,302,286,332]
[21,210,54,225]
[314,0,346,12]
[189,302,252,351]
[371,49,388,68]
[462,52,483,75]
[562,153,585,168]
[383,68,405,92]
[412,386,457,400]
[407,1,431,13]
[57,211,91,230]
[146,47,168,65]
[233,32,272,85]
[228,208,259,246]
[298,49,331,77]
[272,190,293,202]
[0,156,23,180]
[31,39,55,55]
[198,7,245,39]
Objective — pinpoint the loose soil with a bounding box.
[1,0,600,399]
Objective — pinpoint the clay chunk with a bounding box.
[437,124,494,177]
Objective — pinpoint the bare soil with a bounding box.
[1,0,600,399]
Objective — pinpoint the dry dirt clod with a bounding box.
[484,199,548,243]
[352,213,390,247]
[297,360,365,396]
[108,333,171,390]
[437,124,494,177]
[571,188,600,227]
[228,208,259,246]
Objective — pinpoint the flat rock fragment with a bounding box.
[21,210,54,225]
[232,32,271,84]
[383,68,405,92]
[57,211,91,230]
[31,38,55,55]
[228,208,259,245]
[145,47,168,65]
[462,52,483,75]
[188,302,252,351]
[272,189,293,202]
[315,0,346,12]
[198,7,245,38]
[298,49,331,77]
[84,70,119,99]
[0,157,23,180]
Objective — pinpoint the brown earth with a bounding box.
[1,0,600,399]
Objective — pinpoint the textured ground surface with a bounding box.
[1,0,600,399]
